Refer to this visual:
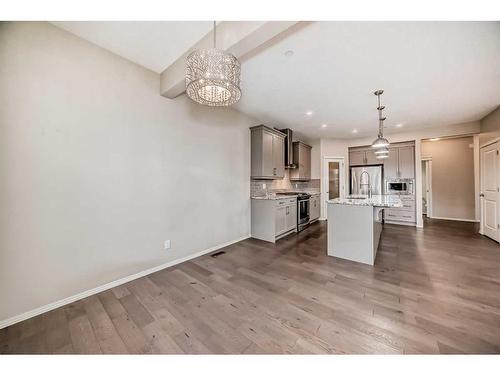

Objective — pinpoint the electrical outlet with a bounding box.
[263,183,267,189]
[164,240,171,250]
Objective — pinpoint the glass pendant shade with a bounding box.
[371,136,390,148]
[186,48,241,106]
[374,147,389,155]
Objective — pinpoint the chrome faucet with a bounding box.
[360,171,372,198]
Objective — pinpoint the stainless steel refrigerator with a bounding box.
[350,166,383,196]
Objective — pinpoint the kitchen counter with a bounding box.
[328,194,402,208]
[326,195,402,265]
[251,194,299,200]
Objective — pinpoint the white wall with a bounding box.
[0,22,258,324]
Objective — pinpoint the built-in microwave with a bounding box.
[385,179,414,195]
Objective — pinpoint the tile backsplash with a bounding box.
[251,170,320,196]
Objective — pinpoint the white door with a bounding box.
[322,157,345,219]
[481,142,499,242]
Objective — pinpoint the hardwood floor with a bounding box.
[1,218,500,354]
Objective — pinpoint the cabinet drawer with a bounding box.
[275,198,297,206]
[399,195,415,202]
[384,209,415,222]
[399,200,415,211]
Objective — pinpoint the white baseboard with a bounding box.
[0,235,250,330]
[430,216,479,223]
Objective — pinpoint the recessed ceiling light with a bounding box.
[352,129,358,134]
[284,50,294,57]
[396,123,403,128]
[321,124,327,128]
[429,138,440,141]
[305,111,313,116]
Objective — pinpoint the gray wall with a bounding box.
[0,22,257,323]
[421,137,475,221]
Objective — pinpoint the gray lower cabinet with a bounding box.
[251,125,285,179]
[290,141,312,181]
[384,195,416,224]
[309,195,320,222]
[251,198,297,243]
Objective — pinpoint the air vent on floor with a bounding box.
[210,251,226,258]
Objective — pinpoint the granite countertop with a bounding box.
[251,190,320,200]
[251,194,299,200]
[327,194,402,208]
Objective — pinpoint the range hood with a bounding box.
[278,128,297,169]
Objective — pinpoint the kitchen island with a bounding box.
[327,195,402,265]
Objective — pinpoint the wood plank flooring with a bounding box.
[1,218,500,354]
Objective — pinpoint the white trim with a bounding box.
[430,216,480,223]
[0,235,250,330]
[421,158,433,219]
[480,137,500,149]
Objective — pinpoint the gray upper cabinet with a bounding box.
[383,148,399,179]
[290,141,312,181]
[251,125,286,179]
[384,145,415,179]
[349,149,380,166]
[398,146,415,178]
[349,150,365,166]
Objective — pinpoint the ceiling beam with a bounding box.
[160,21,307,99]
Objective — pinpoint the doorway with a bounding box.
[480,141,499,242]
[322,157,345,219]
[421,158,433,219]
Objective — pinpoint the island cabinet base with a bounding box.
[327,204,383,265]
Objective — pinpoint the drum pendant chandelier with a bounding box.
[371,90,390,158]
[186,21,242,106]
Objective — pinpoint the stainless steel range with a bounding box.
[297,193,311,231]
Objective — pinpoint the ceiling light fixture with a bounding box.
[186,21,241,106]
[429,138,440,141]
[284,50,294,57]
[396,123,403,128]
[374,147,389,155]
[305,111,313,116]
[321,124,327,128]
[371,90,390,149]
[352,129,358,134]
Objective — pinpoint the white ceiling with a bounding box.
[52,21,500,140]
[52,21,213,73]
[235,22,500,140]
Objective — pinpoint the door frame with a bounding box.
[421,157,433,219]
[321,156,346,220]
[479,141,500,240]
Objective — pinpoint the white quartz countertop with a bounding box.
[327,194,403,208]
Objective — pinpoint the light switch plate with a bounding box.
[164,240,171,250]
